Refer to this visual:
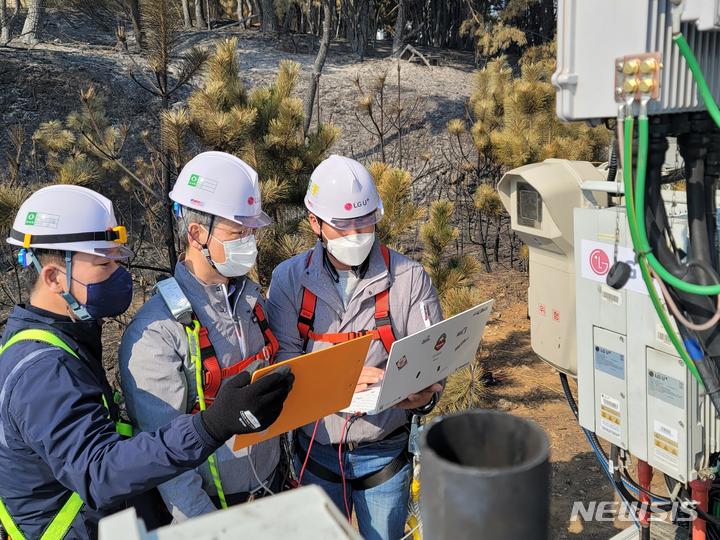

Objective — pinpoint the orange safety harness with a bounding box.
[297,245,396,353]
[191,302,278,412]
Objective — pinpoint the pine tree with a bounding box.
[420,199,486,415]
[183,37,338,285]
[371,162,423,251]
[420,200,482,315]
[442,42,609,271]
[464,43,610,168]
[126,0,209,268]
[461,0,556,61]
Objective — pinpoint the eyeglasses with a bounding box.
[327,209,383,231]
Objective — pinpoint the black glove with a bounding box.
[200,366,294,442]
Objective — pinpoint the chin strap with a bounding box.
[25,248,91,321]
[58,251,92,321]
[200,215,219,272]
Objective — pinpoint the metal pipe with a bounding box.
[420,410,550,540]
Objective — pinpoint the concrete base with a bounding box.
[609,522,689,540]
[99,485,361,540]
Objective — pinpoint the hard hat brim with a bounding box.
[232,211,273,229]
[94,245,134,260]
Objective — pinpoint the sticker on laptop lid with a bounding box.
[419,300,432,328]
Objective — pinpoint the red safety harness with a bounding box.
[191,302,278,412]
[297,244,396,353]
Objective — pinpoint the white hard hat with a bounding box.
[7,184,131,259]
[170,151,272,229]
[304,155,384,230]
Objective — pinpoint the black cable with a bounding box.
[696,506,720,527]
[607,136,619,184]
[559,373,613,464]
[665,473,720,527]
[621,471,671,502]
[644,130,720,416]
[343,414,361,447]
[684,141,713,268]
[559,373,578,419]
[609,473,672,512]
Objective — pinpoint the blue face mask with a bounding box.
[66,266,134,320]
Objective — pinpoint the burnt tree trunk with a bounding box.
[194,0,206,28]
[392,0,405,54]
[20,0,44,45]
[303,0,333,136]
[1,0,10,44]
[260,0,277,32]
[181,0,192,28]
[125,0,143,48]
[342,0,372,60]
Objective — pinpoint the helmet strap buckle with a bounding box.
[60,251,92,321]
[201,246,219,272]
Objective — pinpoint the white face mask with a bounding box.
[210,234,258,277]
[325,232,375,267]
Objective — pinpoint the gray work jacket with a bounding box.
[119,262,279,522]
[267,240,443,445]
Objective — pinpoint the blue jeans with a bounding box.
[295,433,411,540]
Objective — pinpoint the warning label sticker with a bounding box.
[653,419,679,467]
[599,393,622,438]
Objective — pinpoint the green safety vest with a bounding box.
[0,329,133,540]
[185,320,228,509]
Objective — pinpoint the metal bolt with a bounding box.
[640,58,659,74]
[615,86,623,97]
[616,61,625,72]
[623,78,640,93]
[623,59,640,75]
[638,78,655,93]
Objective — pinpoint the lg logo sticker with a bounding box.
[344,198,371,211]
[589,249,610,276]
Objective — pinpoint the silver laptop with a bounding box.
[341,299,494,415]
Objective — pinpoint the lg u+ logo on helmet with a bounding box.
[344,198,371,211]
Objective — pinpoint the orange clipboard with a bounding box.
[232,334,372,451]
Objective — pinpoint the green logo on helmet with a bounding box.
[25,212,37,225]
[188,174,200,187]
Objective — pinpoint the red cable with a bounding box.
[338,413,359,522]
[298,420,320,485]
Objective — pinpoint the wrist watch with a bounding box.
[412,392,439,416]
